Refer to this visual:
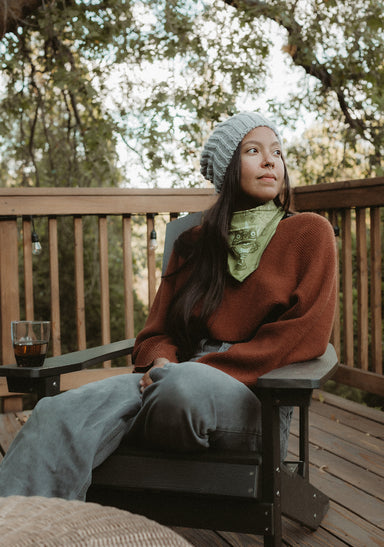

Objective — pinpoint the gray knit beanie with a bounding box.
[200,111,282,193]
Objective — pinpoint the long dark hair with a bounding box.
[165,143,292,361]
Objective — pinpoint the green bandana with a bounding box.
[228,201,285,282]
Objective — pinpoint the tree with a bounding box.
[0,0,272,187]
[286,120,374,186]
[0,1,128,187]
[2,0,382,363]
[225,0,384,176]
[1,0,383,188]
[0,0,42,39]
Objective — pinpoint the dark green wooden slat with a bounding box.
[257,345,338,390]
[0,339,135,379]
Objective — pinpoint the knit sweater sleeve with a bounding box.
[199,214,337,386]
[132,250,182,369]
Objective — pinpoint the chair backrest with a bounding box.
[162,212,203,274]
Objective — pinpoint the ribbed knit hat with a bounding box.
[200,112,282,193]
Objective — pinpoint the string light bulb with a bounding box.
[149,228,158,251]
[31,217,42,256]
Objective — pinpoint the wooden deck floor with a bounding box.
[1,390,383,546]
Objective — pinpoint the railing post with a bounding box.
[356,208,369,370]
[370,207,382,374]
[99,215,111,367]
[22,216,34,320]
[122,215,134,366]
[74,216,87,351]
[0,217,22,411]
[147,214,157,310]
[122,215,134,340]
[341,209,354,366]
[328,210,341,358]
[49,216,61,356]
[0,218,20,360]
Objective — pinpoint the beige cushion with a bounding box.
[0,496,192,546]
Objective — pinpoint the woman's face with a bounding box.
[237,126,285,210]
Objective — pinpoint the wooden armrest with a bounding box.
[0,339,136,379]
[256,344,338,390]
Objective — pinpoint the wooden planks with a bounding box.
[288,391,384,546]
[173,528,238,546]
[320,501,384,546]
[293,177,384,210]
[0,188,218,216]
[0,411,29,460]
[0,178,382,215]
[1,392,383,546]
[312,389,384,426]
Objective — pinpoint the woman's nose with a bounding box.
[262,154,275,167]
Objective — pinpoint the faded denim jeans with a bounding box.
[0,349,292,500]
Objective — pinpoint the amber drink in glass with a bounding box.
[11,321,51,367]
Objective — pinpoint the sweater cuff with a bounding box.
[133,344,178,371]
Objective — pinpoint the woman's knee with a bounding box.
[139,364,215,450]
[141,362,261,452]
[144,365,197,422]
[148,362,227,415]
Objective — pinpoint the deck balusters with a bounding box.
[48,216,61,357]
[370,207,383,375]
[0,183,382,407]
[22,217,34,321]
[146,214,157,310]
[98,216,111,368]
[74,216,87,351]
[341,209,354,367]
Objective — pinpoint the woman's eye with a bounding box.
[273,149,282,156]
[248,147,258,153]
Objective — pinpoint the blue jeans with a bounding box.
[0,360,292,500]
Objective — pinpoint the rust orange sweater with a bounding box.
[133,212,337,386]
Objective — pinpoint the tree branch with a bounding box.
[0,0,42,38]
[224,0,371,141]
[1,0,76,39]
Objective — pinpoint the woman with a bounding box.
[0,112,337,500]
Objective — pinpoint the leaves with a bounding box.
[227,0,384,176]
[0,0,383,188]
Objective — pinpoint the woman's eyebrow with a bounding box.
[241,139,281,148]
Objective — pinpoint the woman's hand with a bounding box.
[139,357,170,393]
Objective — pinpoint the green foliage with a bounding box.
[232,0,384,177]
[0,0,272,188]
[1,0,384,187]
[286,120,374,185]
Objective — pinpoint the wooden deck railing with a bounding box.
[294,177,383,398]
[0,179,383,409]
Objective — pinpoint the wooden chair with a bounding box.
[0,212,338,547]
